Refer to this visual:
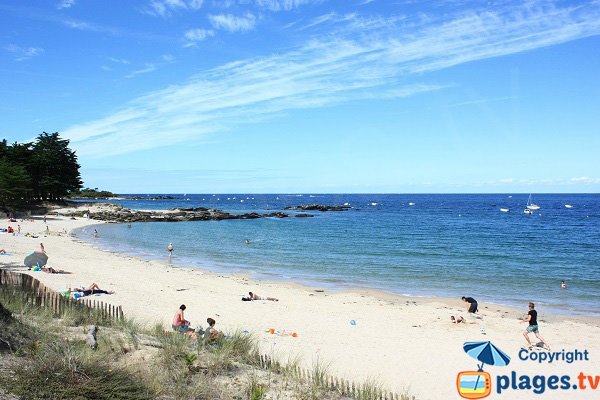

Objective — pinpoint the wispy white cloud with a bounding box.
[209,13,257,32]
[570,176,600,184]
[144,0,204,17]
[57,0,76,9]
[493,177,600,186]
[109,57,131,64]
[162,54,176,62]
[125,63,157,78]
[183,28,214,46]
[4,44,44,61]
[255,0,316,12]
[63,2,600,157]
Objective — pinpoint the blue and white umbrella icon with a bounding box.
[463,341,511,371]
[463,341,511,394]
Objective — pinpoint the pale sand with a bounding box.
[2,210,600,400]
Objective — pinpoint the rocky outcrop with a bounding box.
[284,204,351,212]
[54,203,323,223]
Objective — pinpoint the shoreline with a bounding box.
[2,209,600,399]
[75,222,600,320]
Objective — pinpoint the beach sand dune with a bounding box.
[2,214,599,399]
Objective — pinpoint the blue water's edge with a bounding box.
[72,194,600,317]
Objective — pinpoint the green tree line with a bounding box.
[0,132,82,211]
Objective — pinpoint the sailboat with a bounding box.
[526,194,540,211]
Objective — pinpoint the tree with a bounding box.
[30,132,82,200]
[0,159,31,210]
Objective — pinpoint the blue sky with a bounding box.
[1,0,599,193]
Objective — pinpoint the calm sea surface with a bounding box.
[74,194,600,316]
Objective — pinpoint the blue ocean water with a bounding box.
[75,194,600,316]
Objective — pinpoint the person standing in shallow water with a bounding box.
[167,243,174,256]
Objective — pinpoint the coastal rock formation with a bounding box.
[58,203,300,223]
[284,204,351,212]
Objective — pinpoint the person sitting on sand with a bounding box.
[0,249,6,254]
[249,291,278,301]
[450,315,465,324]
[204,317,224,342]
[462,296,478,314]
[172,304,192,333]
[521,302,550,350]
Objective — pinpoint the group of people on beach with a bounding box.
[171,304,224,342]
[451,295,551,349]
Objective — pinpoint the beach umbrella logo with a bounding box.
[456,341,511,399]
[23,251,48,268]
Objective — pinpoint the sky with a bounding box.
[1,0,599,194]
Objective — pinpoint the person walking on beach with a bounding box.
[40,243,45,253]
[522,302,550,350]
[462,296,478,314]
[172,304,191,333]
[167,243,174,256]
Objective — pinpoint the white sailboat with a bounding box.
[526,194,540,211]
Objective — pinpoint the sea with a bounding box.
[74,194,600,316]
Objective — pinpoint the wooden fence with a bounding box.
[1,269,406,399]
[256,354,410,400]
[0,269,123,321]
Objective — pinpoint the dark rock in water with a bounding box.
[263,212,289,218]
[284,204,351,212]
[175,207,210,212]
[295,213,314,218]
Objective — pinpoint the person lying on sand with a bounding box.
[450,316,465,324]
[70,283,114,297]
[42,266,66,274]
[249,291,278,301]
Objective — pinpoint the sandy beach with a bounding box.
[2,208,599,400]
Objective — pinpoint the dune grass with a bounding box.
[0,283,415,399]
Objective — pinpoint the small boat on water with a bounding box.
[523,208,533,215]
[526,194,540,210]
[408,202,415,206]
[500,208,509,212]
[565,204,574,208]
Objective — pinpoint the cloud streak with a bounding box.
[209,13,257,32]
[63,2,600,157]
[5,44,44,61]
[144,0,204,17]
